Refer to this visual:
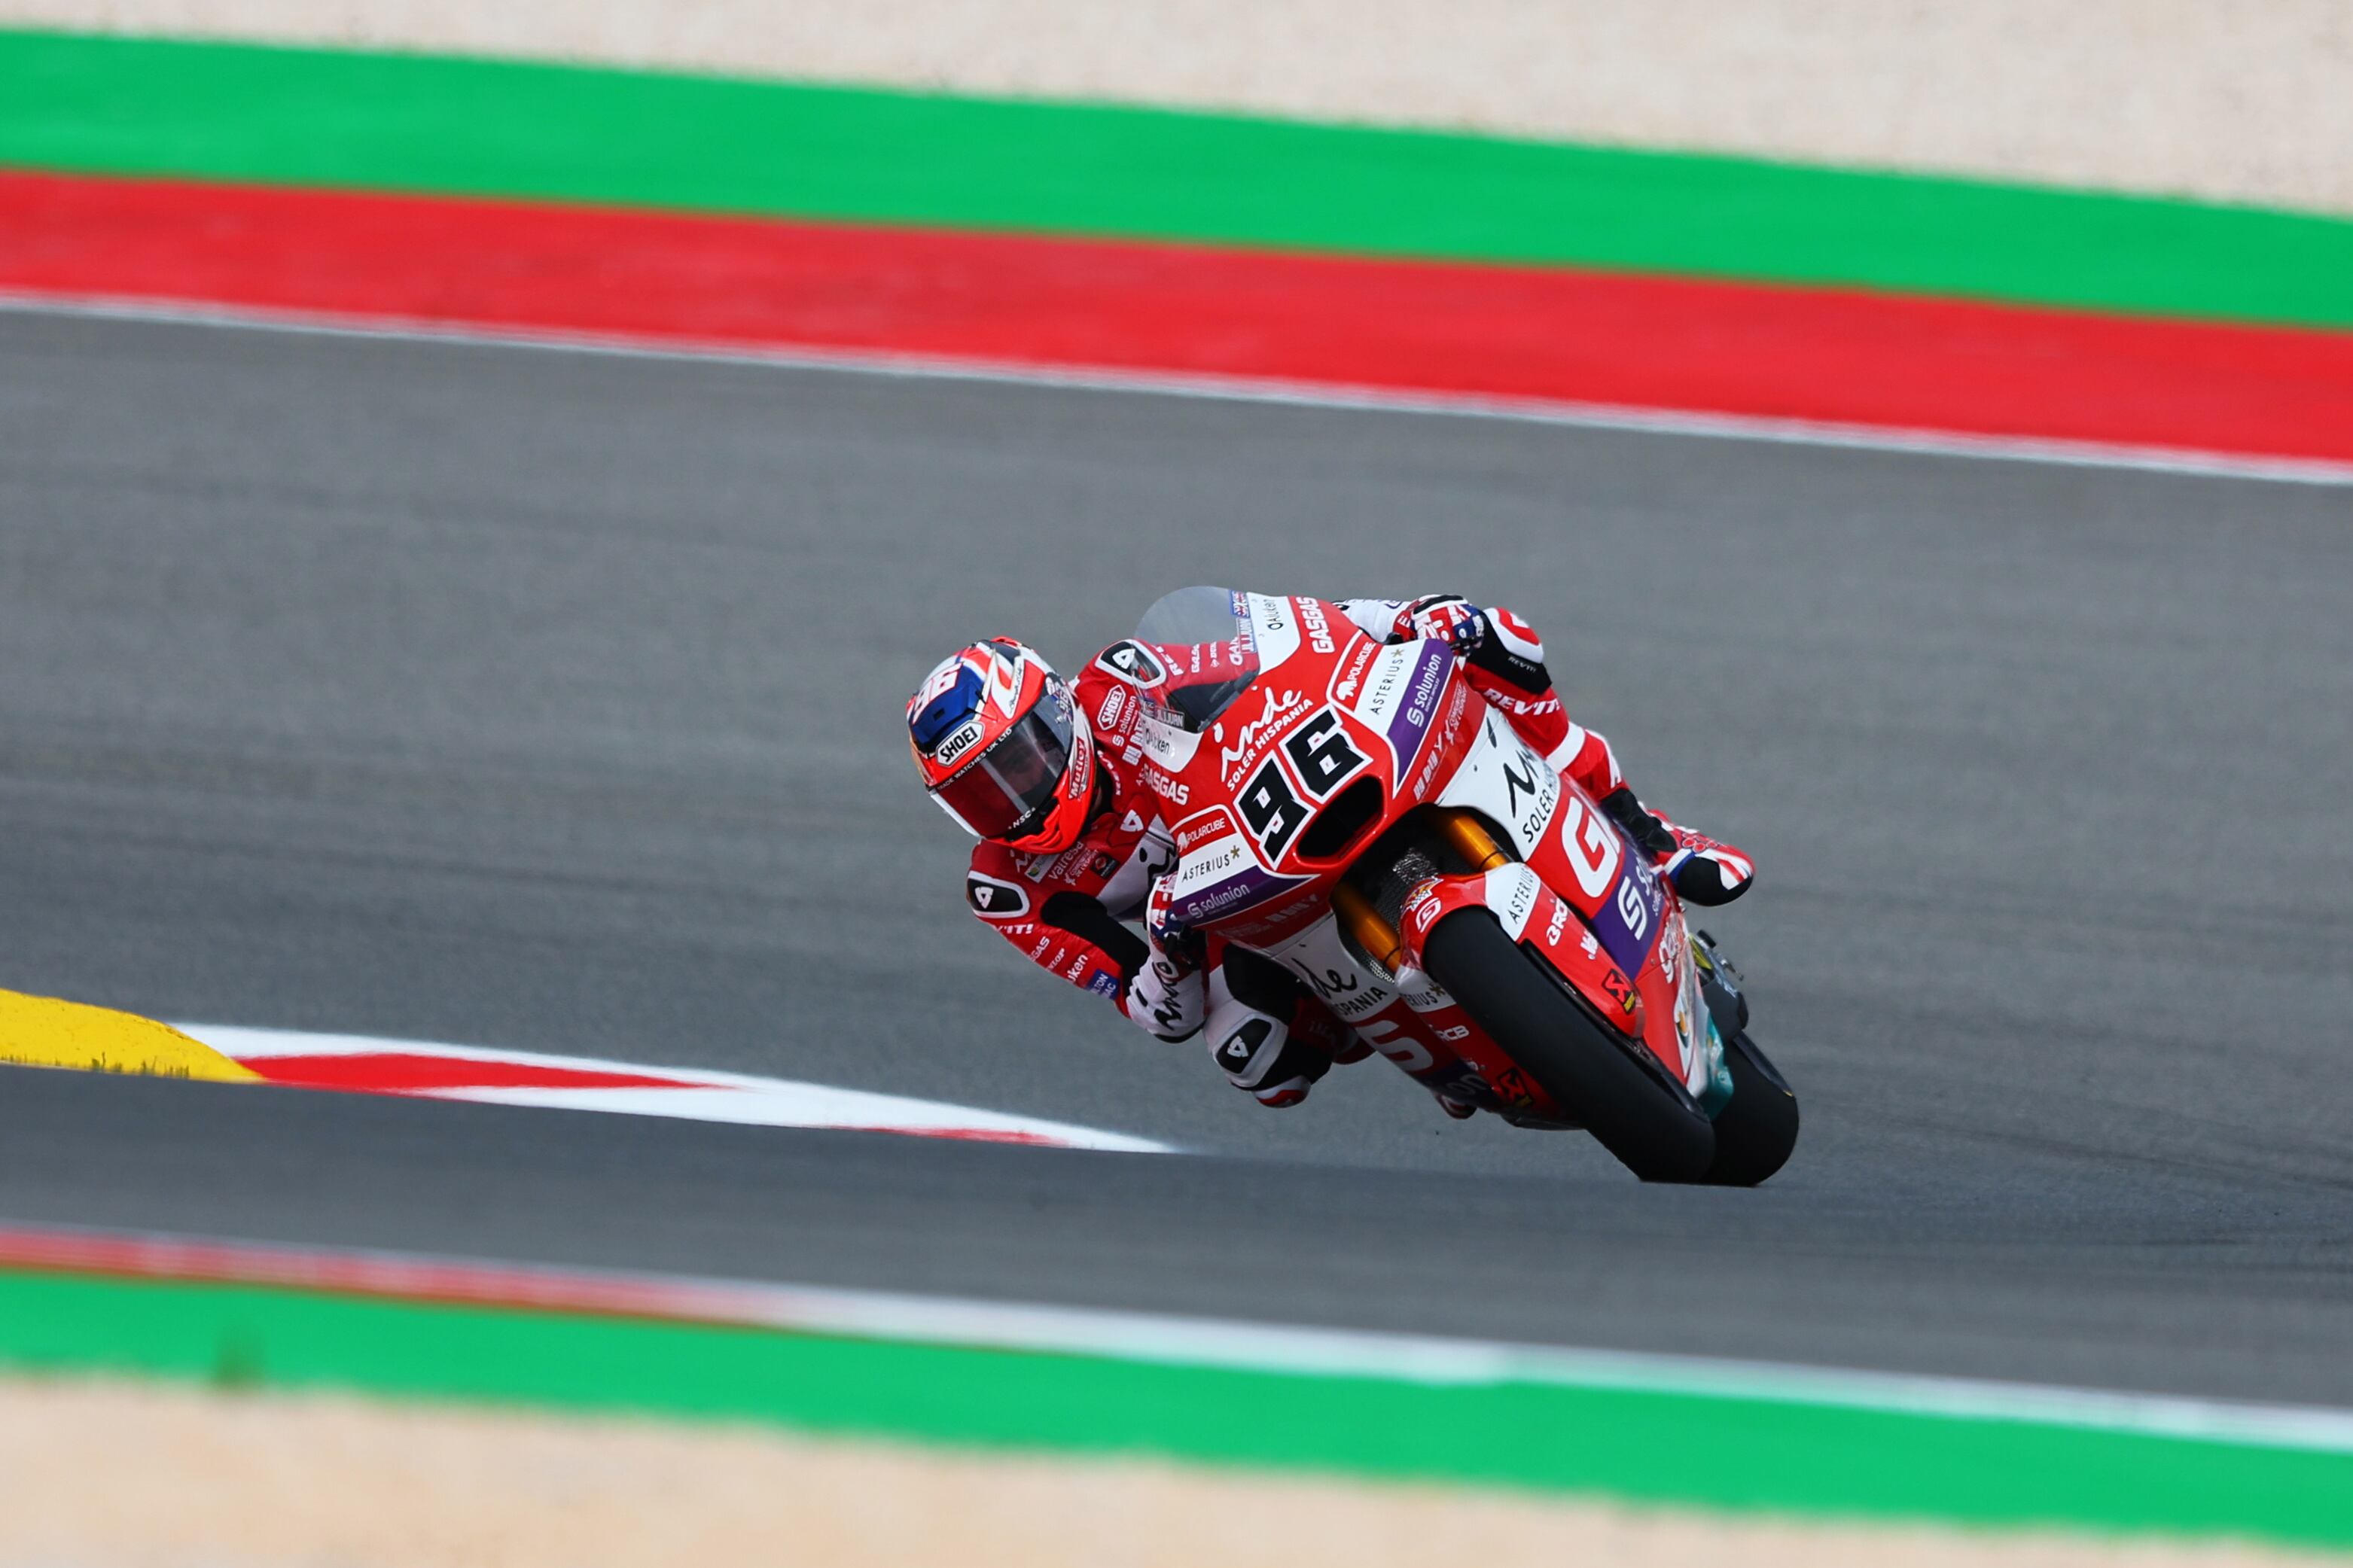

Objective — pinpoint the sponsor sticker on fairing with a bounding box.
[1215,685,1310,787]
[1175,807,1239,855]
[1353,643,1417,728]
[1489,1065,1538,1110]
[1246,594,1302,671]
[1141,766,1189,806]
[1298,598,1336,654]
[1133,704,1200,772]
[1487,865,1542,939]
[1329,638,1379,705]
[1588,857,1665,976]
[1404,644,1446,729]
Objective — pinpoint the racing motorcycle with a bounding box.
[1129,588,1798,1184]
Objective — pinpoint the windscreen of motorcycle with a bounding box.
[1132,586,1261,729]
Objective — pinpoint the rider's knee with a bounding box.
[1205,974,1330,1107]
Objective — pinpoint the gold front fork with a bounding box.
[1330,880,1405,975]
[1332,809,1513,975]
[1435,808,1512,872]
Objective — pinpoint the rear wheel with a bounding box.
[1419,910,1715,1183]
[1698,1031,1800,1186]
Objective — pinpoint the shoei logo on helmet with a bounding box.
[933,718,985,767]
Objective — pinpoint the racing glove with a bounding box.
[1125,945,1205,1041]
[1402,593,1489,653]
[1124,878,1206,1041]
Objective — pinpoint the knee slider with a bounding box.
[1209,1012,1291,1091]
[1205,968,1328,1102]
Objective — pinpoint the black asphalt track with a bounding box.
[2,309,2350,1402]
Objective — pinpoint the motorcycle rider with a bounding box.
[904,595,1752,1117]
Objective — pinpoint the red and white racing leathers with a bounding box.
[962,595,1751,1112]
[962,647,1185,1030]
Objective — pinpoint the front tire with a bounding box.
[1698,1030,1799,1186]
[1420,910,1715,1183]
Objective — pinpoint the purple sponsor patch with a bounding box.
[1175,863,1307,928]
[1384,641,1455,772]
[1589,842,1666,977]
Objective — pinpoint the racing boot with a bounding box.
[1599,789,1754,908]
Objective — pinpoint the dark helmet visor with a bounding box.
[928,692,1074,842]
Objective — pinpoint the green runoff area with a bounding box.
[3,28,2352,330]
[2,1266,2348,1550]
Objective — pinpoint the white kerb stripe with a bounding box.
[177,1024,1175,1153]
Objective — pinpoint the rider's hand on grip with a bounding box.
[1403,594,1489,656]
[1145,876,1205,973]
[1125,945,1205,1041]
[1124,876,1206,1041]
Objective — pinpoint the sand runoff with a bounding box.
[0,1376,2341,1568]
[5,0,2351,215]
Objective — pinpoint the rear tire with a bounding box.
[1699,1031,1799,1186]
[1420,910,1715,1183]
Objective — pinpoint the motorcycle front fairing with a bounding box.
[1135,589,1724,1119]
[1423,702,1727,1104]
[1135,593,1525,1107]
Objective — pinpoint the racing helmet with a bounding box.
[907,638,1099,854]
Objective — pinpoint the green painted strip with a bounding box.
[4,30,2352,330]
[3,1269,2348,1548]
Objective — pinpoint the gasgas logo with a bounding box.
[1142,766,1189,806]
[1298,598,1336,654]
[1216,686,1309,785]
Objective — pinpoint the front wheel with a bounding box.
[1420,910,1715,1183]
[1697,1030,1799,1186]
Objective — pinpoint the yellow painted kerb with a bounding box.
[0,990,258,1082]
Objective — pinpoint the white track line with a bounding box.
[178,1023,1175,1153]
[8,288,2351,488]
[8,1219,2351,1455]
